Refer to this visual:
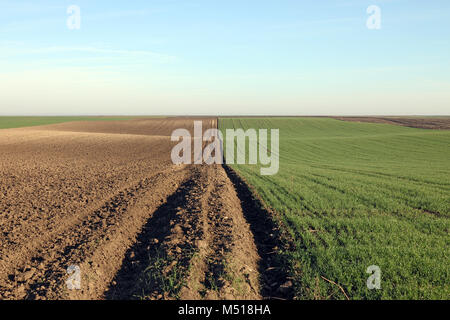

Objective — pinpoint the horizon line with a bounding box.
[0,114,449,118]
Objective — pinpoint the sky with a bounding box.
[0,0,449,116]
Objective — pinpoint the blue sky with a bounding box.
[0,0,449,115]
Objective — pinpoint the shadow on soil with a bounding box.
[222,164,294,300]
[105,176,200,300]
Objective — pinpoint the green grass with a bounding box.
[219,117,450,300]
[0,116,137,130]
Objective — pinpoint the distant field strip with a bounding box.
[0,116,136,130]
[219,117,450,299]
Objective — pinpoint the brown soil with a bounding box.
[0,118,290,300]
[334,116,450,130]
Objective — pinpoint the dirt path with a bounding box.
[0,118,291,300]
[178,164,262,300]
[104,164,261,300]
[104,164,291,300]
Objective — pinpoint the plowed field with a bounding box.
[0,118,286,300]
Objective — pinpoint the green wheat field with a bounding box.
[220,117,449,300]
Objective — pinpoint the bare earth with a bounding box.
[0,118,286,300]
[334,116,450,130]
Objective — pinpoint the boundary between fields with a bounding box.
[218,116,296,299]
